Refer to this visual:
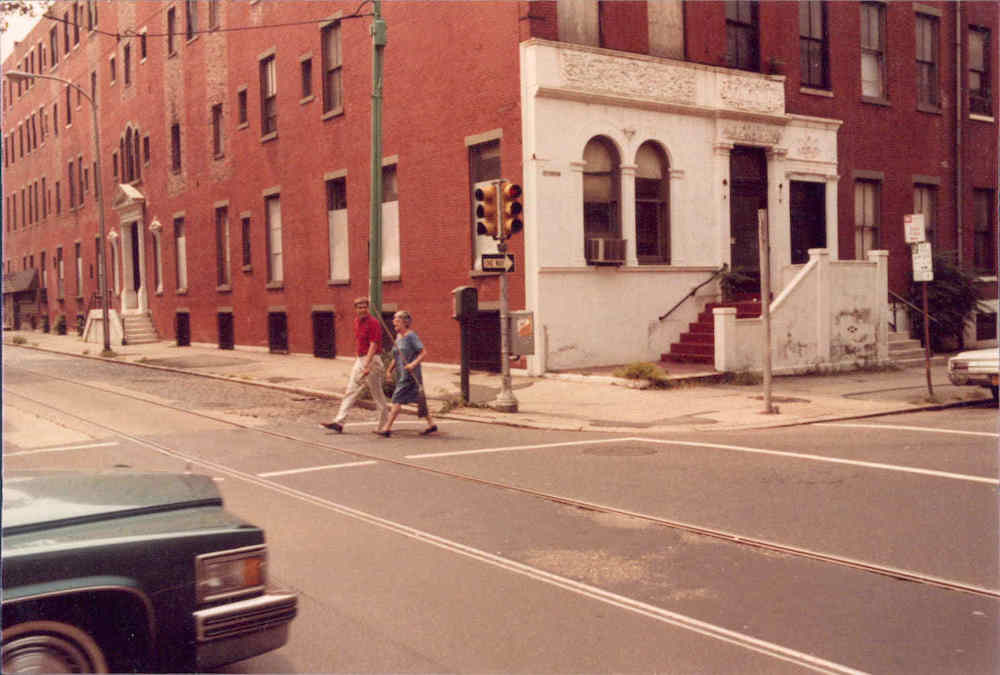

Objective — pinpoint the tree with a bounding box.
[0,1,51,36]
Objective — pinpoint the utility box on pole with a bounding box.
[508,310,535,356]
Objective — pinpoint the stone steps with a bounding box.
[123,314,159,345]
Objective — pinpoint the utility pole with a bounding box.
[758,209,775,414]
[368,0,386,317]
[6,71,112,356]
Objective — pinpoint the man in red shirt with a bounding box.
[322,297,388,432]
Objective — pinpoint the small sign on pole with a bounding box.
[912,241,934,282]
[904,213,926,244]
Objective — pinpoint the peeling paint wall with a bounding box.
[716,249,889,373]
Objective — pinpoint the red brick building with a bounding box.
[3,1,997,369]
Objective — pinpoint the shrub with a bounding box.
[908,251,978,352]
[55,314,67,335]
[11,335,27,345]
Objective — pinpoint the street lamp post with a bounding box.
[6,70,112,356]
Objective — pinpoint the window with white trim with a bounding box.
[321,22,342,114]
[266,195,283,282]
[854,180,880,258]
[326,177,349,281]
[381,165,400,278]
[174,217,188,290]
[216,205,230,287]
[913,184,937,245]
[861,2,886,99]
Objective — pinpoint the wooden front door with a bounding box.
[729,147,768,284]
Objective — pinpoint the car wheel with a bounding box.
[991,385,998,403]
[2,620,109,673]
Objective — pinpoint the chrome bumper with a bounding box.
[194,592,297,669]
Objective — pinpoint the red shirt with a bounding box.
[354,314,382,356]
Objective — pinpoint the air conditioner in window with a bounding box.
[585,237,626,265]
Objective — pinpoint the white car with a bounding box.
[947,348,999,402]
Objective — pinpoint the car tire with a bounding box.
[2,620,109,673]
[991,385,998,403]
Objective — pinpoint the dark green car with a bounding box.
[2,471,298,673]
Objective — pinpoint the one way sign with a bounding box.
[481,253,515,273]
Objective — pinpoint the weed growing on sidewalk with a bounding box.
[717,369,762,386]
[613,362,673,388]
[11,336,27,345]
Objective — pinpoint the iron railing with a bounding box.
[658,264,728,322]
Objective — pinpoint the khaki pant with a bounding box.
[333,357,388,428]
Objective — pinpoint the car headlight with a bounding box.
[196,545,267,604]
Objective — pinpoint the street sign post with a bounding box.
[910,240,935,398]
[481,253,515,273]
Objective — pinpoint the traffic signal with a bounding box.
[501,183,523,238]
[474,185,498,238]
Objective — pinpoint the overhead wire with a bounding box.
[36,0,374,42]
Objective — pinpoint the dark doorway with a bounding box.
[218,312,234,350]
[469,310,501,372]
[789,181,826,264]
[175,312,191,346]
[312,311,336,358]
[729,146,768,284]
[268,312,288,353]
[130,222,141,292]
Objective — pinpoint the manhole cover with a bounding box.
[583,445,658,457]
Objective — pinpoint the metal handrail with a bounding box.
[888,290,939,324]
[658,264,728,322]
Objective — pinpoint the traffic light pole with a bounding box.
[368,0,386,317]
[493,182,518,413]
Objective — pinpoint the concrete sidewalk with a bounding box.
[3,329,991,433]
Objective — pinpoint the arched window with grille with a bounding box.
[583,136,620,238]
[635,142,670,264]
[583,136,623,264]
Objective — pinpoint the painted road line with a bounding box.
[258,460,378,477]
[637,438,998,486]
[407,438,631,460]
[817,422,999,438]
[410,436,996,485]
[148,446,867,674]
[4,441,119,457]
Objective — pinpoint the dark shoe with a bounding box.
[321,422,343,433]
[419,425,438,436]
[375,430,391,438]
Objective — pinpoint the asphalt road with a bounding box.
[3,347,998,674]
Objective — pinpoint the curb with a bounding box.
[5,338,988,432]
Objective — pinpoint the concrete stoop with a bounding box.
[888,330,947,368]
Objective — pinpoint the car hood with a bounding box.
[948,348,999,366]
[2,471,224,535]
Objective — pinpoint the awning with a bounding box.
[2,269,38,295]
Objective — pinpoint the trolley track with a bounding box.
[5,362,999,603]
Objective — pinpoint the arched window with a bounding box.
[635,141,670,264]
[583,136,620,239]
